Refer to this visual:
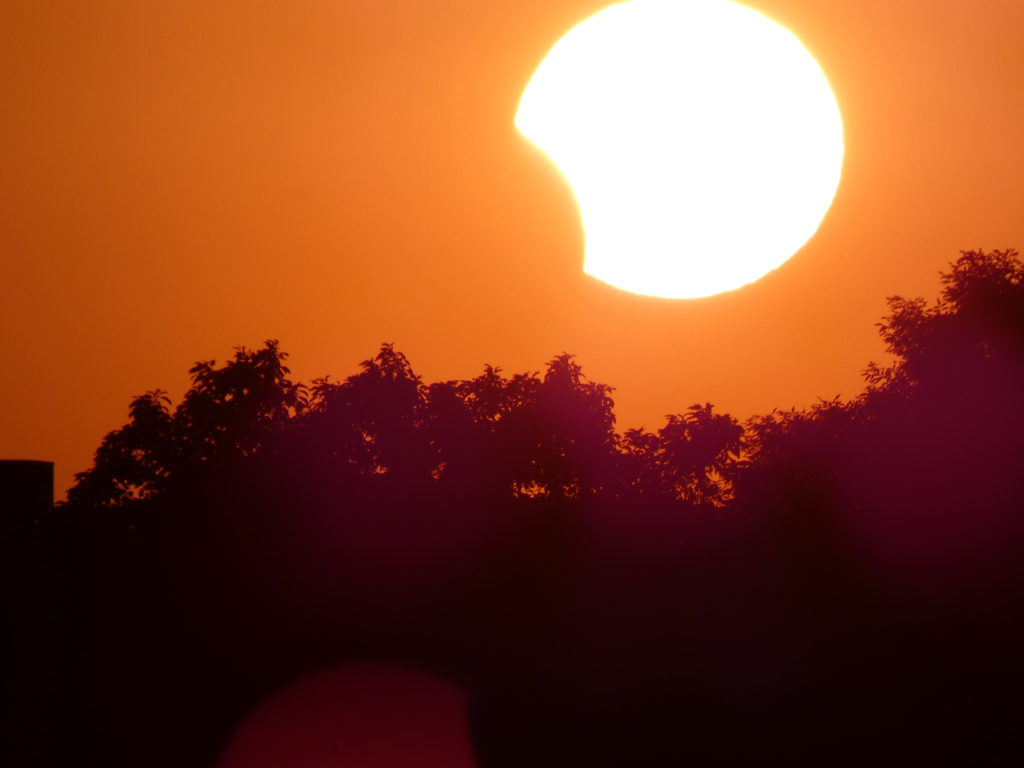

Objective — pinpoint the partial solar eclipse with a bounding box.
[516,0,844,299]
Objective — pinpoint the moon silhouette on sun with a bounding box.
[516,0,844,299]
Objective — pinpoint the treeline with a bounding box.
[66,342,744,512]
[18,249,1024,766]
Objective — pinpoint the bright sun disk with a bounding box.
[515,0,844,299]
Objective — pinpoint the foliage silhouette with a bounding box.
[67,340,302,509]
[13,249,1024,766]
[68,342,733,511]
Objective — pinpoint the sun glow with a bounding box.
[516,0,844,299]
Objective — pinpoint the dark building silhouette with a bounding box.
[0,459,53,533]
[1,460,59,765]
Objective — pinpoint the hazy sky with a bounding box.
[3,0,1022,497]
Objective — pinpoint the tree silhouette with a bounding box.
[864,248,1024,394]
[622,402,743,505]
[27,248,1024,767]
[66,342,736,517]
[67,340,301,509]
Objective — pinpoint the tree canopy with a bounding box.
[38,249,1024,767]
[67,342,745,512]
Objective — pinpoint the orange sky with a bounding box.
[3,0,1022,498]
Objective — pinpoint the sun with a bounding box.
[515,0,844,299]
